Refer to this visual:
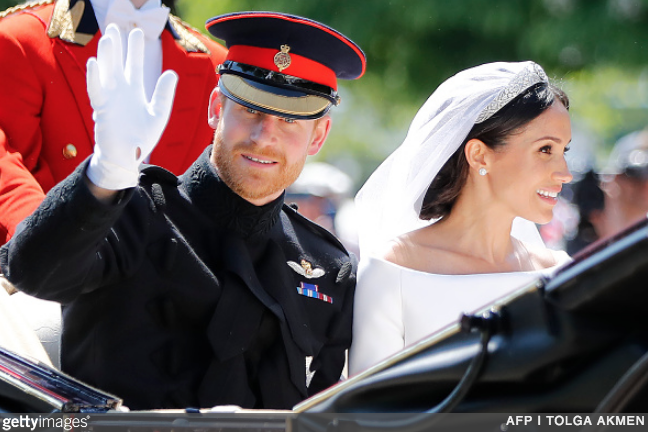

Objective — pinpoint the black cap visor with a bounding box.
[218,63,337,120]
[219,75,333,120]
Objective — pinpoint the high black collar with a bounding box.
[179,147,284,240]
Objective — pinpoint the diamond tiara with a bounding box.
[475,62,549,124]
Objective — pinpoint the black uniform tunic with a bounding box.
[0,147,356,410]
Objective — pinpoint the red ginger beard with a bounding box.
[211,128,306,204]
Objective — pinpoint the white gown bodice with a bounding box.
[349,255,570,375]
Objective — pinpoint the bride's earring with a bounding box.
[479,168,488,176]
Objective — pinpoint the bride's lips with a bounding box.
[536,188,560,204]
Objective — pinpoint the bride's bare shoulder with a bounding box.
[380,235,415,267]
[379,230,450,272]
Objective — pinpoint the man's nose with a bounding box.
[250,114,280,146]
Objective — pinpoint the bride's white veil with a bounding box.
[355,61,549,256]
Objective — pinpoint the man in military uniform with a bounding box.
[0,11,364,411]
[0,0,227,245]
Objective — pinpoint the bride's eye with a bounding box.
[540,145,552,154]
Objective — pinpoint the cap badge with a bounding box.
[287,259,325,279]
[273,44,292,72]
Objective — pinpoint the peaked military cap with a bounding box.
[206,11,366,120]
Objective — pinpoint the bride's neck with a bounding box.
[431,193,518,265]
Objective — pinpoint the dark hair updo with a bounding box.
[419,82,569,221]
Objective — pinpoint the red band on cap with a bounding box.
[227,45,338,90]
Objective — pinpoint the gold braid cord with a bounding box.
[1,1,211,52]
[168,14,210,55]
[0,0,54,19]
[46,0,92,45]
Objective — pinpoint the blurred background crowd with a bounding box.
[4,0,645,256]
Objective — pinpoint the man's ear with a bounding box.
[464,138,489,173]
[307,115,332,156]
[208,87,223,129]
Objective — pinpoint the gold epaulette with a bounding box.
[47,0,93,45]
[168,14,210,55]
[0,0,53,19]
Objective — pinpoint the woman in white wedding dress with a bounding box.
[349,61,573,375]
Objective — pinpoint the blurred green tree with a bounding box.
[0,0,21,12]
[178,0,648,181]
[1,0,647,182]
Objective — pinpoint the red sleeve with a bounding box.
[0,14,50,244]
[0,131,46,244]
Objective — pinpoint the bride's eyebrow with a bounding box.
[532,136,563,143]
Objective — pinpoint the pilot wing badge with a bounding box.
[289,260,333,304]
[287,259,325,279]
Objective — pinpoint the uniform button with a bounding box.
[63,144,77,159]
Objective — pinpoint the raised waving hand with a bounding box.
[86,24,178,190]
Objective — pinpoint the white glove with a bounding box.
[86,24,178,190]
